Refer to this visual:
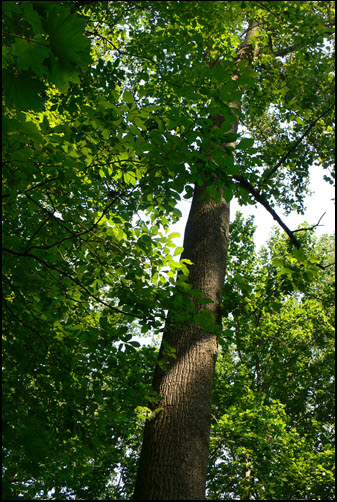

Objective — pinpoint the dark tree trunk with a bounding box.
[133,183,230,501]
[133,21,260,501]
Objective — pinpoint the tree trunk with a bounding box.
[133,182,230,500]
[133,21,260,501]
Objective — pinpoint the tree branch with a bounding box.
[260,103,335,183]
[233,174,301,249]
[2,176,59,199]
[24,213,55,252]
[233,176,332,270]
[292,213,326,233]
[2,32,49,47]
[2,247,158,320]
[272,44,299,57]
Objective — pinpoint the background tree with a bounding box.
[2,1,335,500]
[208,214,335,500]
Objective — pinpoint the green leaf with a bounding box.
[194,309,216,331]
[123,91,134,104]
[237,137,254,150]
[173,246,184,256]
[11,37,50,73]
[3,69,45,111]
[46,6,91,66]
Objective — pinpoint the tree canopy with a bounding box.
[2,1,335,499]
[209,215,335,500]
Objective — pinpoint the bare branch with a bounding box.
[233,177,332,270]
[292,213,326,233]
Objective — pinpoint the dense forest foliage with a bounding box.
[2,1,335,499]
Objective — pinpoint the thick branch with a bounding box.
[272,44,299,57]
[233,176,332,270]
[233,174,301,248]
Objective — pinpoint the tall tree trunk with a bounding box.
[133,21,260,501]
[133,183,230,500]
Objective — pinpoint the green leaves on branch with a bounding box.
[135,406,164,422]
[272,248,320,292]
[3,1,91,109]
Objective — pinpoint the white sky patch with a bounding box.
[169,164,335,252]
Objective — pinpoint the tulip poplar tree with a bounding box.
[2,1,335,500]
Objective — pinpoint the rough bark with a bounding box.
[133,21,260,501]
[133,184,230,500]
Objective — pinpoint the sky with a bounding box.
[169,164,335,252]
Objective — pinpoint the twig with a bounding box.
[24,213,55,252]
[2,177,59,198]
[292,213,326,233]
[2,32,49,47]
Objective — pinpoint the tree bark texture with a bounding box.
[133,185,230,501]
[133,21,260,501]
